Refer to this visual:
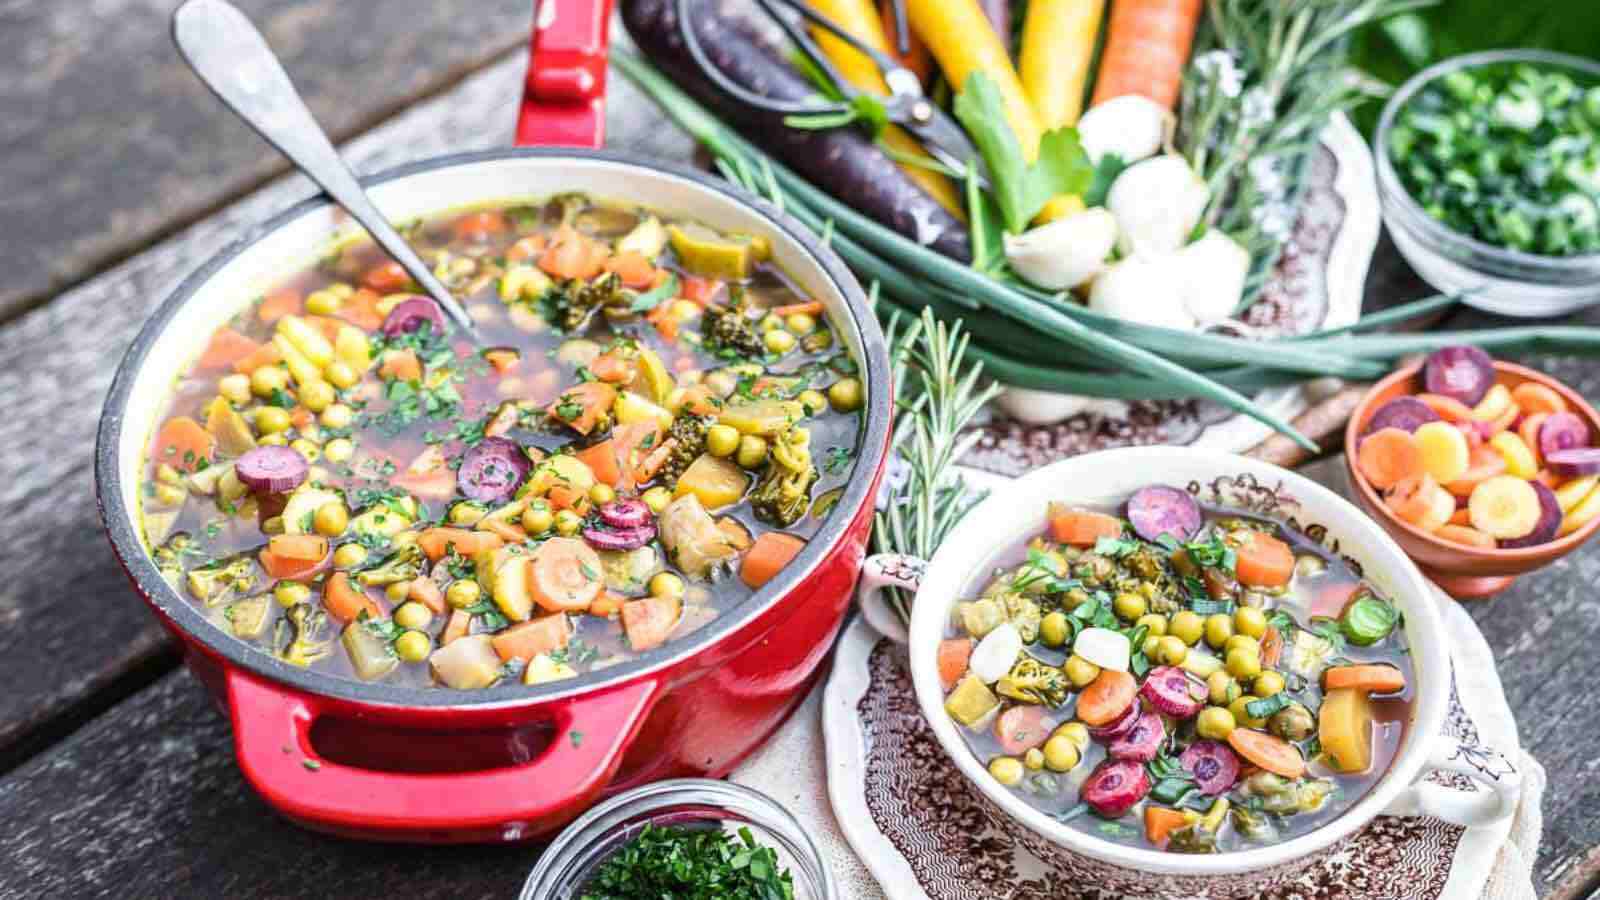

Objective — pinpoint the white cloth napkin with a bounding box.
[730,591,1544,900]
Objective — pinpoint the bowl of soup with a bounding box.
[96,149,892,842]
[859,448,1520,899]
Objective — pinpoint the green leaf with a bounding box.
[1084,152,1129,207]
[952,73,1092,233]
[627,273,679,313]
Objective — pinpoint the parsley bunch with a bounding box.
[579,824,794,900]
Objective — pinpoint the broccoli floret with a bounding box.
[750,426,817,527]
[657,415,711,488]
[275,602,330,668]
[994,654,1069,706]
[186,554,258,607]
[547,271,624,332]
[355,544,425,587]
[703,287,764,359]
[998,592,1043,643]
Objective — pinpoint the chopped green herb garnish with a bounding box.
[577,823,795,900]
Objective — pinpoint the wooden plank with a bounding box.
[0,42,693,764]
[0,0,535,323]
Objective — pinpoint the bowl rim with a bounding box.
[1374,48,1600,272]
[94,147,892,710]
[906,447,1447,876]
[1344,358,1600,559]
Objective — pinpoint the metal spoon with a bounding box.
[172,0,480,341]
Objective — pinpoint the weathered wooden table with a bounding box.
[2,4,1597,898]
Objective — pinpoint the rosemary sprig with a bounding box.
[870,304,1001,626]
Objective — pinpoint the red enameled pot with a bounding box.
[95,0,891,843]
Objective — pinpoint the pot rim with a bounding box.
[1344,359,1600,560]
[906,447,1449,877]
[95,147,892,710]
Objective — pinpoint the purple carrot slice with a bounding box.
[1362,396,1442,435]
[1126,485,1203,542]
[1086,697,1141,741]
[1422,346,1495,406]
[234,445,308,494]
[456,437,530,504]
[1140,665,1203,718]
[1546,447,1600,477]
[1108,711,1166,762]
[1080,759,1152,817]
[381,295,448,338]
[1538,412,1591,462]
[599,499,652,530]
[1180,740,1242,795]
[582,522,658,552]
[1499,481,1561,549]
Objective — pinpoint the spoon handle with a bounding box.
[172,0,479,339]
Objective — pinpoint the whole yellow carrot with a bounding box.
[807,0,965,217]
[904,0,1041,161]
[1019,0,1106,129]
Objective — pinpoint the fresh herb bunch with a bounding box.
[1177,0,1438,308]
[578,824,795,900]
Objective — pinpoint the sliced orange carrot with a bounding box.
[1448,506,1473,526]
[588,352,639,384]
[1537,468,1563,489]
[1356,427,1425,490]
[198,328,262,370]
[622,593,682,652]
[740,532,806,589]
[1415,393,1474,424]
[416,525,502,560]
[1048,507,1124,547]
[379,348,422,382]
[635,437,677,483]
[1324,664,1407,694]
[547,381,617,436]
[1444,447,1509,497]
[322,571,382,623]
[1519,413,1550,466]
[389,468,456,503]
[538,227,609,280]
[1512,382,1568,416]
[484,348,521,375]
[362,259,412,293]
[329,288,382,331]
[257,288,302,323]
[647,302,679,341]
[153,416,216,472]
[994,705,1055,755]
[1227,728,1307,779]
[490,614,572,662]
[453,210,508,242]
[407,576,447,614]
[937,638,974,691]
[441,609,471,645]
[610,421,664,491]
[232,341,283,375]
[569,441,622,490]
[268,534,329,561]
[1260,625,1284,669]
[1386,473,1454,532]
[1234,530,1294,587]
[1145,807,1191,848]
[1484,401,1521,437]
[505,234,547,263]
[258,547,326,581]
[478,517,527,544]
[771,300,825,317]
[679,275,724,305]
[678,384,722,417]
[529,537,604,613]
[589,590,626,618]
[1076,669,1138,726]
[603,250,659,289]
[1434,524,1494,548]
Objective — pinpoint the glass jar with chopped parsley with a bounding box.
[1376,49,1600,318]
[522,779,835,900]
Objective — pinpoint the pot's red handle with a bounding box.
[515,0,615,148]
[226,667,657,833]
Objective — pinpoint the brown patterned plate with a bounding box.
[967,115,1378,478]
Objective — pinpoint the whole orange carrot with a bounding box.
[1090,0,1204,110]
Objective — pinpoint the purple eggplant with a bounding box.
[620,0,970,261]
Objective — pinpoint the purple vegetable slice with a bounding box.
[582,522,658,552]
[234,445,308,494]
[1107,711,1166,762]
[1538,412,1591,462]
[1546,448,1600,477]
[1086,697,1141,741]
[1080,759,1152,817]
[1498,481,1561,549]
[1422,346,1495,406]
[598,499,652,530]
[456,437,530,504]
[1361,396,1442,436]
[1140,665,1203,718]
[1179,740,1241,795]
[381,295,448,338]
[1126,485,1202,542]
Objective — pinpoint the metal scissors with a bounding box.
[675,0,989,186]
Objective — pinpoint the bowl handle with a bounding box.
[515,0,615,148]
[1382,734,1522,829]
[225,667,658,834]
[855,552,925,644]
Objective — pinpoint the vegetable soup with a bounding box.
[139,195,863,690]
[939,485,1413,853]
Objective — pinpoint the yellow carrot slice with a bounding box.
[1413,421,1471,484]
[1488,431,1539,480]
[1468,475,1542,539]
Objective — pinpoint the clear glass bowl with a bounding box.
[1374,49,1600,317]
[521,779,838,900]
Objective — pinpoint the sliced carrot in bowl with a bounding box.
[1357,427,1424,490]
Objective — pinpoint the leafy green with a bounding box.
[1092,535,1142,558]
[578,824,795,900]
[952,73,1092,233]
[627,273,680,313]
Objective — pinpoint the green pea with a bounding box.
[1226,647,1262,680]
[988,756,1025,787]
[1203,613,1234,649]
[1196,706,1236,741]
[1042,735,1080,772]
[394,631,432,662]
[1254,670,1286,697]
[1135,613,1168,637]
[1064,655,1099,688]
[1233,606,1267,639]
[1169,611,1204,646]
[393,602,433,630]
[1156,635,1188,666]
[1113,592,1147,621]
[1039,611,1070,648]
[827,377,863,413]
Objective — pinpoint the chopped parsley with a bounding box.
[577,824,795,900]
[821,445,853,475]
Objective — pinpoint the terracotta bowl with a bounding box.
[1345,360,1600,599]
